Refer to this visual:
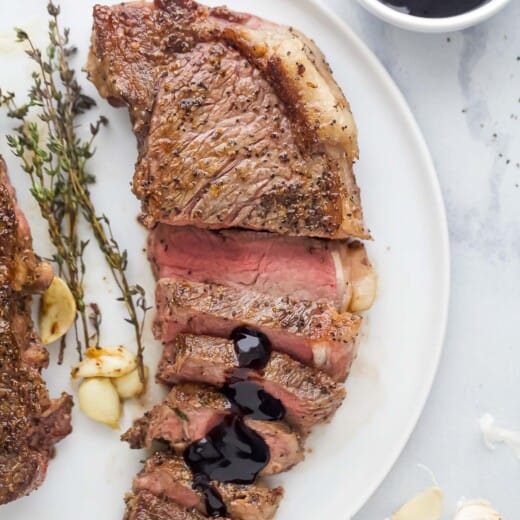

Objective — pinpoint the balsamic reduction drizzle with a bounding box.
[382,0,487,18]
[230,326,272,370]
[184,415,270,484]
[223,380,285,422]
[193,475,228,518]
[183,326,279,518]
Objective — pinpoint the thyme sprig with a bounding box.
[0,2,148,380]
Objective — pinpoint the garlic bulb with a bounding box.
[391,486,444,520]
[454,499,501,520]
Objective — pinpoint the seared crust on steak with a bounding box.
[133,451,283,520]
[122,383,304,475]
[155,277,361,381]
[157,335,346,432]
[87,0,368,239]
[149,225,375,312]
[124,491,210,520]
[0,157,73,505]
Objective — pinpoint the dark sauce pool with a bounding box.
[183,326,282,518]
[382,0,488,17]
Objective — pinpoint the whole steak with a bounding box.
[87,0,368,239]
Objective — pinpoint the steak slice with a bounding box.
[87,0,368,239]
[133,452,283,520]
[0,157,73,505]
[123,384,228,450]
[124,491,210,520]
[154,277,361,381]
[157,335,346,432]
[122,383,304,475]
[150,225,376,312]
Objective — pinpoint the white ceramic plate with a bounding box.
[0,1,449,518]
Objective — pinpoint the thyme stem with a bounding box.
[0,1,148,378]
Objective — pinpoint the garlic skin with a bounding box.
[454,499,502,520]
[480,413,520,459]
[39,276,76,345]
[78,377,121,428]
[391,486,444,520]
[71,346,136,379]
[112,366,148,399]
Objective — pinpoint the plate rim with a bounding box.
[303,0,451,516]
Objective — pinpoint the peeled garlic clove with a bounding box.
[112,366,148,399]
[39,276,76,345]
[454,499,501,520]
[78,377,121,428]
[71,346,136,379]
[392,487,444,520]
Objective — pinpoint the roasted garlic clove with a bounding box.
[39,276,76,345]
[350,267,377,312]
[113,366,148,399]
[454,499,502,520]
[71,346,136,379]
[78,377,121,428]
[391,487,444,520]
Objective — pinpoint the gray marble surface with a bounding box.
[322,0,520,517]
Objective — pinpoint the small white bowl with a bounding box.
[355,0,512,32]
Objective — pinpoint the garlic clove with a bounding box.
[78,377,121,428]
[112,366,148,399]
[350,267,377,312]
[39,276,76,345]
[391,487,444,520]
[454,499,502,520]
[71,346,136,379]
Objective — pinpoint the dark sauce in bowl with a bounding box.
[382,0,488,17]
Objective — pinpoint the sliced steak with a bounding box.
[150,225,376,312]
[87,0,368,239]
[123,384,228,451]
[157,335,346,432]
[124,491,210,520]
[122,383,303,475]
[133,452,283,520]
[0,157,73,505]
[154,277,361,381]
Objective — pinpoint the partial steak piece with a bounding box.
[133,452,283,520]
[149,225,376,312]
[157,335,346,432]
[0,157,73,505]
[122,383,304,475]
[87,0,368,239]
[123,384,228,450]
[124,491,210,520]
[155,277,361,381]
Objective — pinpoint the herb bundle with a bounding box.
[0,2,148,380]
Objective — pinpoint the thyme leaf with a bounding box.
[0,1,148,380]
